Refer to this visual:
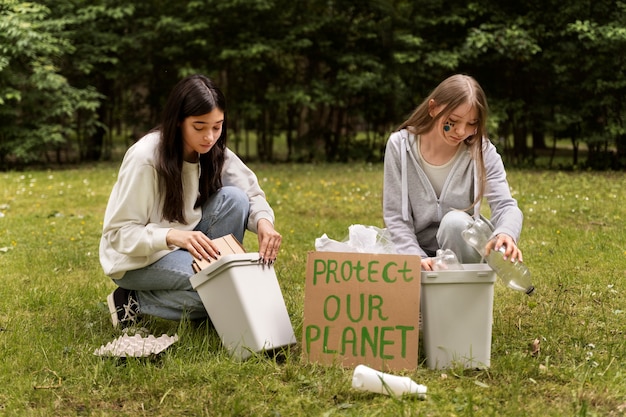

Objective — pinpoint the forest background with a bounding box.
[0,0,625,169]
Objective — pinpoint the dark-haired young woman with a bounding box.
[100,74,281,328]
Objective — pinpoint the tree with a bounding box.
[559,6,626,168]
[1,0,625,168]
[0,0,100,167]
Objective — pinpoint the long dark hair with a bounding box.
[156,74,227,224]
[398,74,489,208]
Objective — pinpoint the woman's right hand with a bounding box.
[166,229,221,261]
[421,257,434,271]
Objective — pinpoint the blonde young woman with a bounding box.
[383,74,523,271]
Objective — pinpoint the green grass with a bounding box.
[1,163,626,416]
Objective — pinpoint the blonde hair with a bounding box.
[398,74,489,208]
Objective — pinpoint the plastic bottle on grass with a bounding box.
[461,218,535,295]
[352,365,427,399]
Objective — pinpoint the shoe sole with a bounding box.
[106,292,120,329]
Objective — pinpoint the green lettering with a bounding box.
[322,326,337,354]
[361,326,379,357]
[313,259,326,285]
[354,260,366,282]
[379,326,395,359]
[341,260,353,282]
[341,327,357,356]
[304,325,320,353]
[399,260,415,282]
[382,261,398,283]
[327,259,339,283]
[346,293,365,322]
[395,325,415,358]
[367,260,380,282]
[323,295,340,321]
[368,294,387,320]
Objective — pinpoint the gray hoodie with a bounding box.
[383,129,523,258]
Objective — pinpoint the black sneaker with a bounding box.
[107,287,140,329]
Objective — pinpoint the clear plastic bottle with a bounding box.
[432,248,464,271]
[461,218,535,295]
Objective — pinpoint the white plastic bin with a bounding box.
[420,264,496,369]
[190,253,296,360]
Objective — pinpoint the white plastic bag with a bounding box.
[315,224,397,254]
[314,233,358,253]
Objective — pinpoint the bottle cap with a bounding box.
[408,381,428,396]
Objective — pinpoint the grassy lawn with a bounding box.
[1,162,625,416]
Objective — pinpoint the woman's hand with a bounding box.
[421,257,434,271]
[257,219,282,264]
[485,233,523,263]
[166,229,221,261]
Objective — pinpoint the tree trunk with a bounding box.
[532,129,547,150]
[84,76,112,162]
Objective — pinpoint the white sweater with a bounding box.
[99,132,274,279]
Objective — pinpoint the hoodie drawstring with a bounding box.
[401,131,409,221]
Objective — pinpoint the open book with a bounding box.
[191,234,246,273]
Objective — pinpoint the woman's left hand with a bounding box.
[256,219,282,264]
[485,233,523,263]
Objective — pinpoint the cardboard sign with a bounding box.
[302,251,421,371]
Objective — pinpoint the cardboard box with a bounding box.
[192,234,246,273]
[302,251,422,371]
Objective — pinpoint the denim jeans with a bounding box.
[436,210,488,264]
[114,186,249,321]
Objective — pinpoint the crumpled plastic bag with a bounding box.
[315,224,397,254]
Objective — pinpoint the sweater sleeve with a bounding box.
[482,140,523,242]
[383,131,429,257]
[221,148,275,234]
[101,160,171,258]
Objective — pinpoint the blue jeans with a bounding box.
[436,210,489,264]
[114,186,249,321]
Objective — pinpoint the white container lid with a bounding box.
[190,252,261,289]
